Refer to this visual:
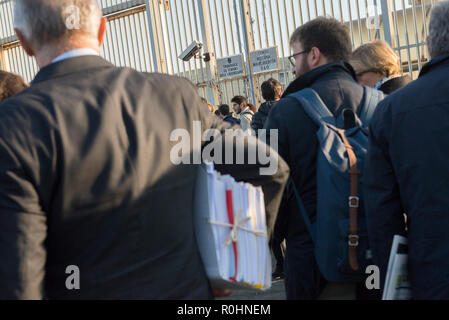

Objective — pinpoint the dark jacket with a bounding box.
[251,101,276,133]
[265,62,365,239]
[0,56,289,299]
[223,114,240,126]
[364,53,449,299]
[379,75,412,94]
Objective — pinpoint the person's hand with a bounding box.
[212,288,233,298]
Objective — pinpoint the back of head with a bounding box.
[218,104,231,116]
[14,0,102,50]
[261,78,282,102]
[289,17,352,62]
[428,1,449,58]
[0,71,28,103]
[351,40,401,77]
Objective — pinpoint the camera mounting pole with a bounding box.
[197,0,220,106]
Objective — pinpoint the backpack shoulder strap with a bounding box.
[289,88,336,127]
[358,87,384,126]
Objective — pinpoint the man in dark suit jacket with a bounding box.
[364,1,449,299]
[0,0,289,299]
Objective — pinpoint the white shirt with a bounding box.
[52,48,99,64]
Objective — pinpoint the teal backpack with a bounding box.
[290,87,384,282]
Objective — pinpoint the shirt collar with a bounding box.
[52,48,99,64]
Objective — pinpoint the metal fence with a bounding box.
[0,0,442,107]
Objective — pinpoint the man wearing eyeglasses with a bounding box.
[265,17,376,300]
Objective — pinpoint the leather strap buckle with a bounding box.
[349,196,360,208]
[348,235,359,247]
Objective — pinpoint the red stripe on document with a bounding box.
[226,190,238,282]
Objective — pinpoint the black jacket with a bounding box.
[0,56,289,299]
[364,53,449,299]
[251,101,276,133]
[223,114,240,126]
[265,61,365,239]
[379,75,412,94]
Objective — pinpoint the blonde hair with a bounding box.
[351,40,401,77]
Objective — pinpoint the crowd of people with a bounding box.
[0,0,448,300]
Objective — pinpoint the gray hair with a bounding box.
[14,0,102,50]
[429,0,449,58]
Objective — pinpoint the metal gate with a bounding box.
[0,0,441,106]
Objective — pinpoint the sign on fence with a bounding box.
[250,47,279,74]
[217,54,245,80]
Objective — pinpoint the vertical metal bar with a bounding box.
[380,0,395,47]
[0,46,10,72]
[172,1,188,78]
[197,0,220,106]
[410,0,422,71]
[183,1,200,84]
[276,0,286,73]
[261,0,269,47]
[145,0,166,73]
[239,0,260,106]
[219,0,230,56]
[355,0,363,45]
[365,0,372,41]
[391,0,404,74]
[338,0,344,24]
[347,0,356,48]
[226,0,237,54]
[401,0,413,77]
[268,0,276,47]
[305,0,311,21]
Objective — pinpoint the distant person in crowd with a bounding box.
[217,104,240,126]
[265,17,383,300]
[0,0,289,300]
[231,95,254,132]
[251,78,283,134]
[0,71,28,103]
[364,0,449,299]
[351,40,411,94]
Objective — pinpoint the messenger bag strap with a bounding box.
[337,129,360,272]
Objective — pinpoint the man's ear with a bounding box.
[15,29,35,57]
[309,47,322,68]
[98,17,107,46]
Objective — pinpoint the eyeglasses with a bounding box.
[288,49,310,67]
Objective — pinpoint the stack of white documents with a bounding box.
[383,235,412,300]
[194,162,272,290]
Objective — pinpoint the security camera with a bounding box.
[179,41,203,62]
